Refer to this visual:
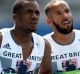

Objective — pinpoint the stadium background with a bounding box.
[0,0,80,36]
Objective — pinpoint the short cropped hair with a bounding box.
[45,0,64,15]
[13,0,38,14]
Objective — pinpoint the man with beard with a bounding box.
[0,0,52,74]
[44,0,80,74]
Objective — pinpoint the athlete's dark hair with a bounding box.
[13,0,38,14]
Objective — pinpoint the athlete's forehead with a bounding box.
[45,0,70,15]
[21,0,39,7]
[50,1,69,9]
[13,0,39,14]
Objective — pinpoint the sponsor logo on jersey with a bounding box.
[3,43,11,50]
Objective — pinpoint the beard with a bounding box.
[28,28,36,32]
[20,27,36,34]
[52,19,73,34]
[28,24,37,32]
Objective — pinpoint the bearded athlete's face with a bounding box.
[46,0,73,34]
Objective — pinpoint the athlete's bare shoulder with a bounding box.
[39,38,52,74]
[0,32,2,47]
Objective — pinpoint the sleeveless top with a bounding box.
[0,29,45,74]
[44,30,80,74]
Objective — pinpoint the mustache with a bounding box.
[61,19,71,24]
[52,19,72,26]
[62,19,69,21]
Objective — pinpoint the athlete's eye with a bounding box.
[35,10,40,16]
[65,9,70,13]
[56,11,61,15]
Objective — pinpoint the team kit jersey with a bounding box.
[0,29,45,74]
[44,30,80,74]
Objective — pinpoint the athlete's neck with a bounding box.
[52,31,75,45]
[11,29,33,45]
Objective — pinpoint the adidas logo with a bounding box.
[3,43,11,49]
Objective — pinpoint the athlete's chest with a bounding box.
[51,40,80,73]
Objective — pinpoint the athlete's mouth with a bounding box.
[62,19,71,25]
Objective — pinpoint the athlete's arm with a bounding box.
[39,39,52,74]
[0,32,2,47]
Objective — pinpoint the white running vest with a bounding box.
[44,30,80,74]
[0,29,45,74]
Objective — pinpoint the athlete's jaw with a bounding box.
[52,19,73,34]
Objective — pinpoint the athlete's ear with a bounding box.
[46,18,52,25]
[12,14,18,22]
